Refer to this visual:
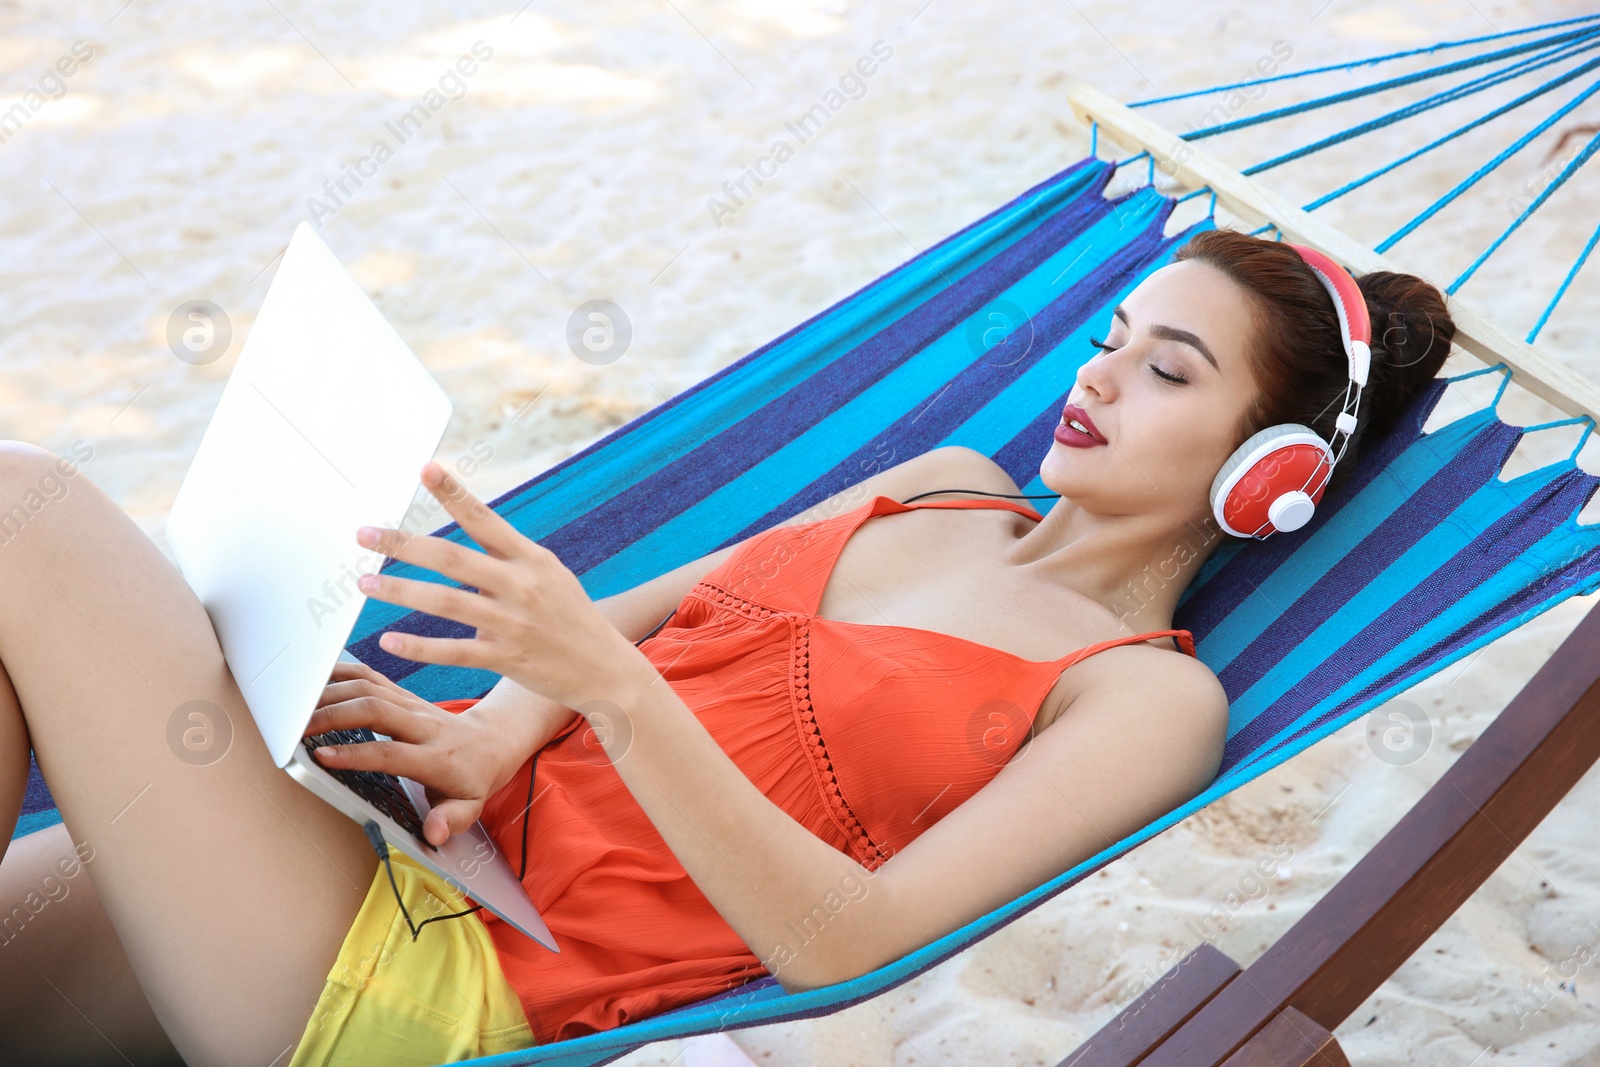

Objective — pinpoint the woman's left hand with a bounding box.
[354,462,651,711]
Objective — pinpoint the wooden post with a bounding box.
[1058,597,1600,1065]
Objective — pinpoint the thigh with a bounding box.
[0,822,183,1065]
[0,444,379,1066]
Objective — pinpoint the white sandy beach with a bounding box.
[4,1,1600,1063]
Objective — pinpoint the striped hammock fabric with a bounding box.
[16,153,1600,1066]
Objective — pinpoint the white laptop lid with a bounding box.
[167,222,453,767]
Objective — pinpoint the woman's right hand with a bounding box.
[303,660,545,847]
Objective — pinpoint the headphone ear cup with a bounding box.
[1210,424,1303,508]
[1211,423,1333,538]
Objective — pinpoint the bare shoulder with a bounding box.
[1076,643,1226,723]
[1051,644,1229,785]
[914,445,1023,498]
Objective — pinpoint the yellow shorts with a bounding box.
[288,845,537,1066]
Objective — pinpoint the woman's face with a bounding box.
[1042,258,1262,528]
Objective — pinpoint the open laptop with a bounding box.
[166,221,557,952]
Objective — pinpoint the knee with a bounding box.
[0,442,96,538]
[0,440,57,473]
[0,441,94,480]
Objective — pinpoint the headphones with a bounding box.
[1208,243,1372,540]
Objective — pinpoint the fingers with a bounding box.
[316,676,395,709]
[328,659,408,697]
[356,569,505,636]
[354,524,506,604]
[302,694,425,744]
[417,461,536,563]
[369,628,502,673]
[308,733,425,782]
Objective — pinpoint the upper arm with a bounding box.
[831,651,1228,984]
[594,445,1015,643]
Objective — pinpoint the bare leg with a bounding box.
[0,822,183,1065]
[0,442,379,1066]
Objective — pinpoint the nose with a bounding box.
[1074,342,1119,403]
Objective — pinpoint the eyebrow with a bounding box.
[1112,305,1219,373]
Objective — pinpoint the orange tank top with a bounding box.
[434,494,1196,1043]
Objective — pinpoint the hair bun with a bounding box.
[1354,271,1456,440]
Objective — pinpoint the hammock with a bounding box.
[14,12,1600,1066]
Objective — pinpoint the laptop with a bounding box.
[166,221,558,952]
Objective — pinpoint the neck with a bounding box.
[1006,497,1229,634]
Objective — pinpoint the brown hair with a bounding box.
[1172,228,1457,494]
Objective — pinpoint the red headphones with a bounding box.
[1209,244,1373,539]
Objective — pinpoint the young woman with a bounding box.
[0,228,1455,1065]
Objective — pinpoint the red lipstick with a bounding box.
[1056,402,1106,448]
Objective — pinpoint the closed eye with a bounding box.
[1088,335,1190,385]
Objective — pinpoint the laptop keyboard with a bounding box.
[302,729,437,852]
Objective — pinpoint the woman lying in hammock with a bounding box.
[0,227,1455,1066]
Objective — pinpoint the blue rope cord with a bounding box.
[1126,12,1600,108]
[1245,31,1600,178]
[1300,49,1600,211]
[1505,413,1599,465]
[1571,416,1597,462]
[1176,25,1600,142]
[1449,126,1600,294]
[1110,149,1151,172]
[1172,187,1221,220]
[1378,75,1600,255]
[1444,360,1512,385]
[1529,219,1600,343]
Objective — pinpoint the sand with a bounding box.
[3,0,1600,1063]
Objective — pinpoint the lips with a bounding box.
[1061,402,1106,443]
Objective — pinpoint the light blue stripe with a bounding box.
[15,808,62,837]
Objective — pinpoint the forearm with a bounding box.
[594,664,880,992]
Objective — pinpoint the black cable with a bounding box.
[899,487,1062,505]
